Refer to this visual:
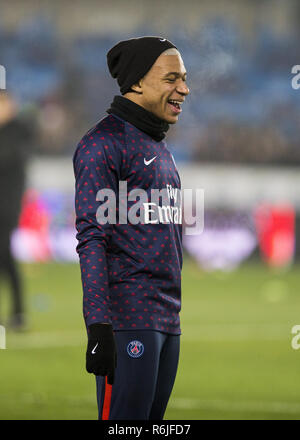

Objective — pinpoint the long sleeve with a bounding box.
[73,130,125,327]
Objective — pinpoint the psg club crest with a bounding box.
[127,340,144,358]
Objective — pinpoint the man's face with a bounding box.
[135,50,189,124]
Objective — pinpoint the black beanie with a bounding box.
[107,36,177,95]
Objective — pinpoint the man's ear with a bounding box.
[130,80,143,94]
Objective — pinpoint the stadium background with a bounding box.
[0,0,300,420]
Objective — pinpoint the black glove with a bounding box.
[86,323,117,385]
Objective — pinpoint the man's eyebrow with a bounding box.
[163,71,187,78]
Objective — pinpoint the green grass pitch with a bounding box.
[0,257,300,420]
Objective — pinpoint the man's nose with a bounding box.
[177,82,190,96]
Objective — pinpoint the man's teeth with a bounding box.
[169,100,180,108]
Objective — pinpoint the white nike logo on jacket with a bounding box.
[144,156,157,166]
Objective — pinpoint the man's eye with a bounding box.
[166,78,187,82]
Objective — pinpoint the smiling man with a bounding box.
[122,47,187,123]
[73,36,189,420]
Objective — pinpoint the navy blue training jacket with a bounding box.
[73,113,183,334]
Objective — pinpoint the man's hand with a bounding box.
[86,323,117,385]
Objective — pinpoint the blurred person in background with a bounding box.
[0,91,34,330]
[73,36,189,420]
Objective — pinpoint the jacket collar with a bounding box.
[106,95,170,142]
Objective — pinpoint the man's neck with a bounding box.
[122,92,145,109]
[106,95,169,142]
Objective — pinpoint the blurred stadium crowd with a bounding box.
[0,1,299,272]
[1,5,299,164]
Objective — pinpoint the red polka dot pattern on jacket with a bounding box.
[73,114,182,335]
